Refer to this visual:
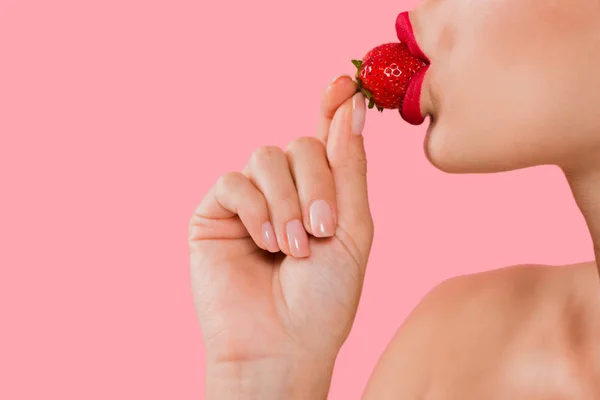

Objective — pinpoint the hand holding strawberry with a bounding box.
[189,76,373,399]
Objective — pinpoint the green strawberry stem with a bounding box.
[351,60,384,112]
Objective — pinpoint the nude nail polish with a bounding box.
[286,220,310,258]
[352,92,366,135]
[309,200,335,238]
[262,222,278,252]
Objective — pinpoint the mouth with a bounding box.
[395,11,430,126]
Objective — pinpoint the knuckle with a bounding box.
[286,136,323,155]
[251,191,268,211]
[249,145,285,167]
[216,170,238,187]
[215,171,243,196]
[187,215,197,241]
[351,139,368,173]
[188,213,209,245]
[336,150,368,176]
[267,187,299,210]
[355,156,368,176]
[278,190,299,205]
[268,193,301,219]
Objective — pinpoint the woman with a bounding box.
[188,0,600,398]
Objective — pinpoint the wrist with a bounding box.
[205,355,336,400]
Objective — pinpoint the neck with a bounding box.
[563,165,600,276]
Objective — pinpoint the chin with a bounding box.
[426,152,546,175]
[423,127,534,175]
[424,150,487,174]
[422,124,479,174]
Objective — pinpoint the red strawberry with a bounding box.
[352,42,427,112]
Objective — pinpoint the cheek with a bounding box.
[424,5,589,173]
[425,62,564,173]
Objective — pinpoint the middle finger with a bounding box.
[244,146,310,258]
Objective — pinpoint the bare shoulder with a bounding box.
[361,261,600,400]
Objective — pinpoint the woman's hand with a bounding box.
[189,76,373,399]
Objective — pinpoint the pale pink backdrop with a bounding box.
[0,0,593,398]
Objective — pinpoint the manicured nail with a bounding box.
[309,200,335,238]
[352,92,366,135]
[286,220,310,258]
[262,222,279,252]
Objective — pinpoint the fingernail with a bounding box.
[262,222,279,252]
[352,92,366,135]
[309,200,335,238]
[329,74,350,86]
[286,220,310,258]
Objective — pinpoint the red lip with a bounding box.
[395,11,430,125]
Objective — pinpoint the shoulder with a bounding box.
[361,262,600,400]
[392,262,595,328]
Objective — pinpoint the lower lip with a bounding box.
[396,11,429,125]
[400,64,429,126]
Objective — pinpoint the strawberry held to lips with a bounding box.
[352,42,427,112]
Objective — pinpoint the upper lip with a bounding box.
[395,11,430,125]
[395,11,429,64]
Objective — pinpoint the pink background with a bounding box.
[0,0,594,398]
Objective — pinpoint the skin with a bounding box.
[363,262,600,399]
[189,0,600,398]
[190,79,372,399]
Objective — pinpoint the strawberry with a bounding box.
[352,42,427,112]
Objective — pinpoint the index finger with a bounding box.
[317,75,358,144]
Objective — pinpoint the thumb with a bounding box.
[327,92,373,262]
